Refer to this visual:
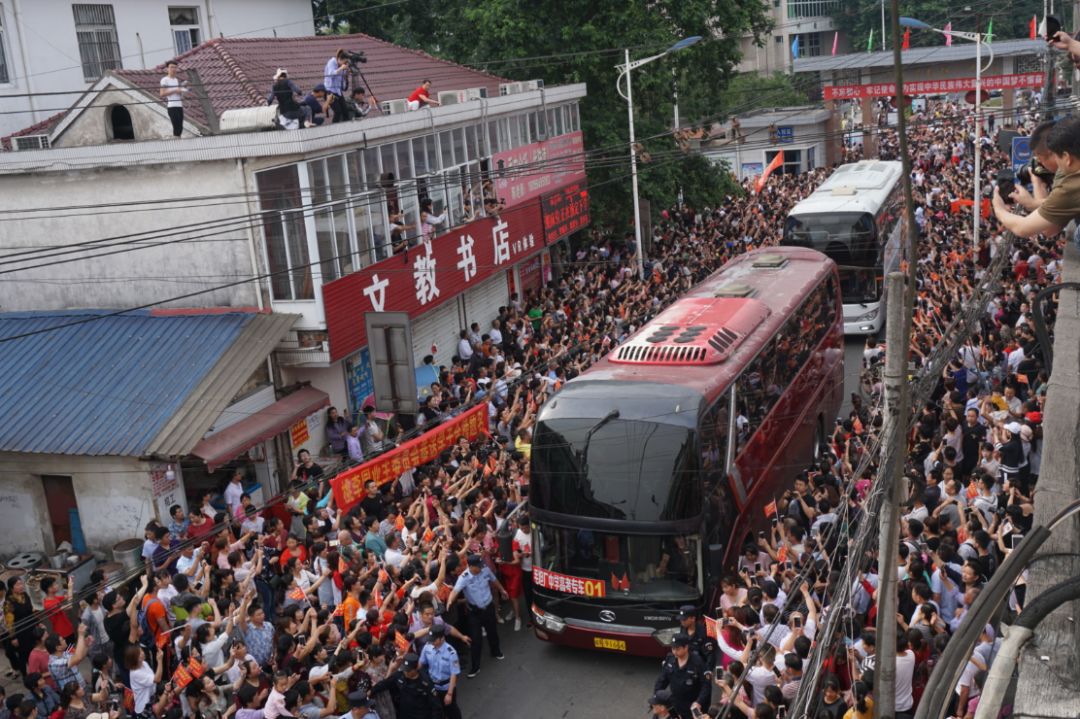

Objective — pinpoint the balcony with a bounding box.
[786,0,840,19]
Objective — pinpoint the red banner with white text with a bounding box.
[493,131,586,208]
[823,72,1042,100]
[331,403,489,513]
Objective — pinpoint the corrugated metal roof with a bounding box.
[0,310,295,457]
[794,39,1044,73]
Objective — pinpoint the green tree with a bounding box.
[313,0,772,224]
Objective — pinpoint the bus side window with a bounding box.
[699,391,730,488]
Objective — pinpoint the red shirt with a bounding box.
[407,85,429,105]
[188,517,215,539]
[279,545,308,569]
[44,595,74,639]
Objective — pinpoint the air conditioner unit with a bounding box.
[219,106,278,133]
[463,86,488,100]
[12,135,50,151]
[380,99,409,115]
[499,82,524,96]
[521,79,544,91]
[437,90,462,106]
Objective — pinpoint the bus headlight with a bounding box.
[856,308,879,322]
[652,627,681,647]
[532,606,566,634]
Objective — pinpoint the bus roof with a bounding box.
[550,247,836,418]
[787,160,903,218]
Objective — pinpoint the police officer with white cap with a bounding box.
[371,653,441,719]
[418,624,462,719]
[654,632,710,719]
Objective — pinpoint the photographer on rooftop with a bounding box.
[323,48,351,123]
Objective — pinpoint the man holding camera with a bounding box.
[994,116,1080,239]
[323,49,351,123]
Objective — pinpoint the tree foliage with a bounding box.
[313,0,773,223]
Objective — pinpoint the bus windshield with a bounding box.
[783,212,877,265]
[536,525,701,601]
[531,418,700,521]
[839,268,879,304]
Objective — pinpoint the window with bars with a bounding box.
[795,32,822,57]
[0,6,9,84]
[73,4,121,81]
[169,6,201,55]
[786,0,840,19]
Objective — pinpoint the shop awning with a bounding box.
[190,386,330,471]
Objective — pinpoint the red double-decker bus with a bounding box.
[529,246,843,656]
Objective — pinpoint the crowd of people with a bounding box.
[3,85,1075,719]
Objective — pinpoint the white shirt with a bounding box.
[458,338,474,360]
[224,481,244,515]
[746,665,778,705]
[895,649,916,711]
[513,529,533,572]
[201,632,229,669]
[160,76,186,108]
[130,662,156,713]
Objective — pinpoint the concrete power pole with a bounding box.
[873,0,922,714]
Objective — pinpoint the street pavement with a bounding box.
[459,336,870,718]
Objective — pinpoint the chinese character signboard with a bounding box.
[775,126,794,143]
[290,418,310,448]
[541,181,590,244]
[823,73,1043,100]
[532,567,607,597]
[323,200,545,362]
[332,402,489,512]
[493,131,586,207]
[344,348,375,417]
[1012,136,1032,175]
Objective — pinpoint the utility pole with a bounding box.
[1075,0,1080,98]
[873,0,922,714]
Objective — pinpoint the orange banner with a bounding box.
[332,403,489,513]
[291,418,310,448]
[753,152,785,194]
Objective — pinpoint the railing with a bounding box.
[786,0,840,19]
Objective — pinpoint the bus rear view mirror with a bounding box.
[708,544,725,580]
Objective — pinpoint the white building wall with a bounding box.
[0,0,314,136]
[0,158,263,311]
[0,453,167,554]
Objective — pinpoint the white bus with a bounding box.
[781,160,903,335]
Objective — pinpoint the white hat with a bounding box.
[274,68,287,79]
[1004,422,1023,435]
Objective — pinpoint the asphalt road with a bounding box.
[460,336,870,719]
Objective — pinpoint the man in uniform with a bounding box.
[341,691,379,719]
[648,689,682,719]
[371,653,441,719]
[676,605,716,675]
[446,554,508,678]
[654,633,710,719]
[418,624,462,719]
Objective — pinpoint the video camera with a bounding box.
[345,50,367,65]
[1017,160,1056,190]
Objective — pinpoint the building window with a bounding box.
[169,7,201,55]
[795,32,822,57]
[786,0,839,18]
[73,4,121,81]
[0,6,10,84]
[108,104,133,140]
[257,165,313,301]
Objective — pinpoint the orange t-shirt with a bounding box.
[142,594,170,647]
[341,595,361,631]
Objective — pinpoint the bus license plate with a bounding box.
[593,637,627,652]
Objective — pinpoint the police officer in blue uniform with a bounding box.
[445,554,508,678]
[654,633,710,719]
[371,652,441,719]
[677,605,717,675]
[419,624,462,719]
[648,689,683,719]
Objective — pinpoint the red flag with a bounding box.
[1030,15,1037,39]
[394,631,410,653]
[902,28,910,50]
[753,153,785,194]
[764,499,778,518]
[704,616,718,639]
[777,545,789,564]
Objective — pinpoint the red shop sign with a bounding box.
[542,181,590,244]
[493,131,586,208]
[823,72,1043,100]
[323,199,546,362]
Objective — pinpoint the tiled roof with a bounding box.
[794,38,1043,73]
[1,111,66,151]
[0,309,297,457]
[114,33,508,131]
